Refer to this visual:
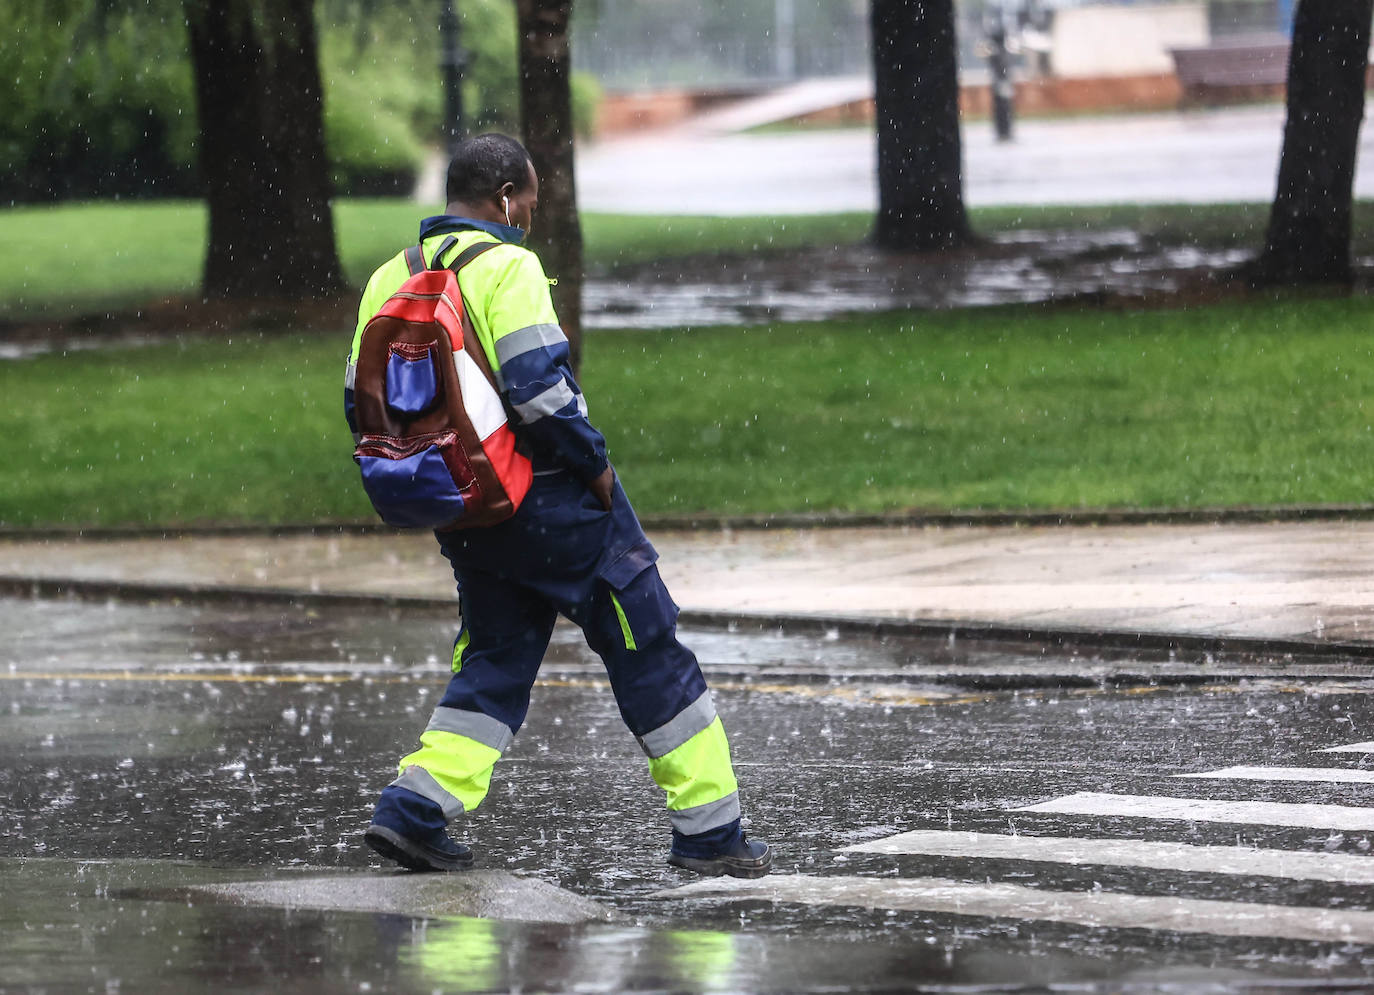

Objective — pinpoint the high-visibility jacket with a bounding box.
[355,225,744,849]
[346,216,608,484]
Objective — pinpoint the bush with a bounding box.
[318,12,435,196]
[572,73,603,138]
[318,0,605,192]
[316,0,525,194]
[3,1,601,204]
[0,1,198,202]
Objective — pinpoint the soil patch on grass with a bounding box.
[0,229,1345,357]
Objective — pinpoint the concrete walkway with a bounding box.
[575,103,1374,215]
[2,518,1373,655]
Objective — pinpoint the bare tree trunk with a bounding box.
[1253,0,1372,286]
[184,0,345,299]
[871,0,972,251]
[515,0,584,372]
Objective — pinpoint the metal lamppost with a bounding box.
[439,0,468,155]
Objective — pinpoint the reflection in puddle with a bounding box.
[585,231,1254,330]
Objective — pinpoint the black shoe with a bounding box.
[668,833,773,879]
[364,823,473,872]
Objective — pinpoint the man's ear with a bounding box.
[496,181,516,204]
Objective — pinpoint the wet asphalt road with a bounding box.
[8,597,1374,991]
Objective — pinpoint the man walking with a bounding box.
[346,133,771,878]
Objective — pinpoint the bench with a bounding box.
[1170,38,1289,104]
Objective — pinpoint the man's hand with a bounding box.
[589,465,615,511]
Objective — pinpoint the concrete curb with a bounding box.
[679,608,1374,664]
[0,575,450,613]
[6,574,1374,669]
[649,504,1374,531]
[6,503,1374,542]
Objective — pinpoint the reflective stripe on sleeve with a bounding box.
[637,690,717,759]
[513,378,575,424]
[425,706,514,754]
[345,362,356,390]
[668,792,742,836]
[494,323,567,365]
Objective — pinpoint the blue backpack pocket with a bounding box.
[385,343,439,416]
[354,432,475,528]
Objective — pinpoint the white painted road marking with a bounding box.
[1322,742,1374,754]
[1014,792,1374,831]
[840,829,1374,884]
[653,874,1374,944]
[1175,766,1374,785]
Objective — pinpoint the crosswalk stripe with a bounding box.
[1014,791,1374,831]
[839,829,1374,883]
[1322,742,1374,754]
[1175,765,1374,785]
[652,874,1374,944]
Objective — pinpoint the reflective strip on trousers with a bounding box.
[669,792,742,836]
[610,591,636,651]
[425,705,514,754]
[394,729,503,821]
[391,764,466,822]
[638,689,717,758]
[647,715,739,829]
[451,628,470,673]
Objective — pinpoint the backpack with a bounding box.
[351,236,533,530]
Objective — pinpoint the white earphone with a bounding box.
[503,195,512,226]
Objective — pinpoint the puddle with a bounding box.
[0,332,167,361]
[584,230,1254,329]
[0,232,1259,358]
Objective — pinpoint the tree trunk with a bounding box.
[1253,0,1372,286]
[870,0,972,251]
[515,0,584,372]
[184,0,345,299]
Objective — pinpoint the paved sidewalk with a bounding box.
[2,519,1372,653]
[576,104,1374,215]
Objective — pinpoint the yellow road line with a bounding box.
[3,671,1371,709]
[0,670,992,707]
[0,671,358,684]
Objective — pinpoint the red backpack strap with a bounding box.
[402,245,425,276]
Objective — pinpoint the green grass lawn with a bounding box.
[0,200,876,320]
[3,294,1371,527]
[9,198,1372,321]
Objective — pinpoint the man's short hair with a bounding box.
[446,134,533,204]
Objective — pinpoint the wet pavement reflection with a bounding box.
[7,596,1374,991]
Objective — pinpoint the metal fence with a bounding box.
[571,0,870,92]
[570,0,1291,93]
